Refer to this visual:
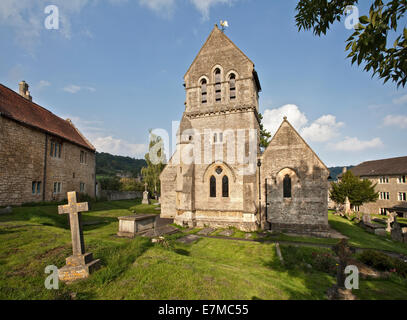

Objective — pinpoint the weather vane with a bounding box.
[220,20,229,32]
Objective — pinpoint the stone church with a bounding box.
[160,25,329,233]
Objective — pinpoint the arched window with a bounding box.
[215,68,221,102]
[210,176,217,198]
[283,174,292,198]
[201,79,207,104]
[222,175,229,198]
[229,74,236,100]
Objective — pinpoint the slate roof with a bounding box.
[0,83,95,151]
[347,156,407,177]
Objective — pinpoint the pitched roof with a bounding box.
[184,25,254,78]
[0,83,95,151]
[348,156,407,177]
[264,118,329,172]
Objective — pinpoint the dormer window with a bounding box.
[201,79,207,104]
[215,68,221,102]
[229,73,236,100]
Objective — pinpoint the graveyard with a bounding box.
[0,199,406,300]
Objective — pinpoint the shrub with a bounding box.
[359,250,407,278]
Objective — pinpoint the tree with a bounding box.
[330,171,379,206]
[258,113,272,149]
[295,0,407,87]
[141,132,166,199]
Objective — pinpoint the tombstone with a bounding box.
[117,214,157,238]
[344,197,352,216]
[0,206,12,215]
[362,213,372,225]
[387,212,396,233]
[391,218,404,243]
[57,192,100,282]
[142,183,150,205]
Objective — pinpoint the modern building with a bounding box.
[0,81,96,206]
[344,156,407,217]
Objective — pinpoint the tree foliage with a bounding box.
[295,0,407,87]
[258,113,272,149]
[141,132,167,197]
[330,171,379,206]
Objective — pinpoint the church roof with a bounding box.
[265,118,329,172]
[0,83,95,151]
[184,25,261,91]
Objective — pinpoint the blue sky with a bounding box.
[0,0,406,167]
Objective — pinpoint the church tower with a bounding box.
[160,25,262,231]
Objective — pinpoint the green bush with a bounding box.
[359,250,407,278]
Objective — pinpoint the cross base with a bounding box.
[59,253,100,283]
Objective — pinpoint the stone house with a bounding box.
[0,81,96,206]
[160,25,330,233]
[342,156,407,217]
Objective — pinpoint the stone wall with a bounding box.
[100,190,142,201]
[0,116,96,206]
[261,120,330,233]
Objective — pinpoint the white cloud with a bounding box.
[37,80,51,89]
[263,104,308,136]
[393,94,407,105]
[328,137,383,152]
[65,115,148,158]
[301,115,344,143]
[139,0,175,16]
[189,0,234,20]
[383,115,407,129]
[63,84,95,94]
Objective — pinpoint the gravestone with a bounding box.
[362,213,372,225]
[0,206,12,215]
[345,197,352,215]
[58,192,100,282]
[387,212,396,233]
[391,218,404,243]
[117,214,157,238]
[142,183,150,205]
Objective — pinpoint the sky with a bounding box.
[0,0,406,167]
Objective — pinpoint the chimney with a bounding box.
[19,81,32,101]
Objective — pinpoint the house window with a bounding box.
[213,133,223,144]
[398,176,406,184]
[201,79,207,104]
[229,73,236,100]
[50,141,62,158]
[215,68,221,102]
[210,176,216,198]
[379,208,387,215]
[32,181,41,194]
[80,151,87,164]
[379,176,389,184]
[80,183,85,193]
[53,182,62,194]
[398,192,407,201]
[379,192,390,200]
[353,205,360,212]
[283,175,292,198]
[222,175,229,198]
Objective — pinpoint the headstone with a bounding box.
[345,197,352,215]
[57,192,100,282]
[142,183,150,205]
[362,213,372,225]
[0,206,12,215]
[374,229,387,237]
[117,214,157,238]
[391,218,404,243]
[219,229,234,237]
[387,212,396,233]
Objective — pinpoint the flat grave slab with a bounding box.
[218,229,234,237]
[142,225,179,238]
[177,234,200,244]
[197,228,215,236]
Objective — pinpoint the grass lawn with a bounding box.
[0,200,406,300]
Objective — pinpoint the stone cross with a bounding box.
[144,182,148,192]
[58,192,88,256]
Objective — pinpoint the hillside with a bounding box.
[328,166,355,181]
[96,152,147,178]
